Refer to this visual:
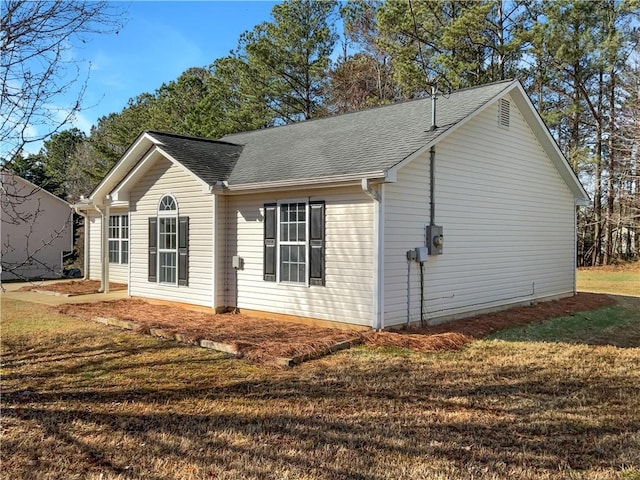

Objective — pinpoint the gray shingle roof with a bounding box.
[222,80,514,186]
[146,131,243,184]
[147,80,515,187]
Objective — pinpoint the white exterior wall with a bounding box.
[128,156,214,307]
[226,187,375,327]
[384,94,576,327]
[87,213,101,281]
[1,175,72,280]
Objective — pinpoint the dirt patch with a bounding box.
[18,280,127,296]
[55,293,615,364]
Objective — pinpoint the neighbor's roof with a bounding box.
[222,80,514,186]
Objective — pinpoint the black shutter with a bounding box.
[148,217,157,282]
[309,201,325,286]
[178,216,189,286]
[263,203,276,281]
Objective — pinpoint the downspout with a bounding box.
[429,84,438,226]
[73,205,89,280]
[94,204,110,294]
[362,179,384,331]
[211,193,217,310]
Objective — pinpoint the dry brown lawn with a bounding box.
[2,295,639,480]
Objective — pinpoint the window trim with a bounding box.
[108,214,129,264]
[157,195,178,285]
[276,200,310,286]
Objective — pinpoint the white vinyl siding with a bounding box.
[87,213,101,281]
[384,93,576,327]
[128,155,214,306]
[225,187,374,326]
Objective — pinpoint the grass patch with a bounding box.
[2,297,640,479]
[488,304,640,347]
[577,262,640,297]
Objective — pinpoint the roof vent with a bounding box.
[498,98,510,128]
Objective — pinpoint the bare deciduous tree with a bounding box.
[1,0,125,158]
[1,1,124,282]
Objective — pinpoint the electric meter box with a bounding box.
[426,225,444,255]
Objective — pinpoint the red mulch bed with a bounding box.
[365,293,615,351]
[56,299,361,365]
[19,280,127,295]
[54,293,615,365]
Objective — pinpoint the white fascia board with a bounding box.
[90,132,157,204]
[509,83,590,203]
[224,171,387,194]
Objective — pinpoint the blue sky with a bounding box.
[69,1,279,135]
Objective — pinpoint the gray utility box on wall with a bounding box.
[426,225,444,255]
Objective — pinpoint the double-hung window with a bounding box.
[264,200,325,286]
[148,195,189,286]
[279,202,306,283]
[108,215,129,264]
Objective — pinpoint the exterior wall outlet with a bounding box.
[232,255,244,270]
[415,247,428,262]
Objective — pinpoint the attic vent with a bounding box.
[498,98,510,128]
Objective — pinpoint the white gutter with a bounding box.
[362,179,385,331]
[211,194,218,309]
[226,172,386,193]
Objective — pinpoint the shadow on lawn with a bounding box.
[4,358,639,479]
[2,338,228,384]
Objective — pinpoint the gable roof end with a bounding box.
[88,131,243,204]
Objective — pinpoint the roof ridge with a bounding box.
[146,130,241,147]
[223,79,516,139]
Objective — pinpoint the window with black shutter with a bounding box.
[263,201,325,286]
[148,217,157,282]
[263,204,277,281]
[309,201,325,286]
[149,195,188,286]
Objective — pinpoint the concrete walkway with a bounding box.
[1,280,128,306]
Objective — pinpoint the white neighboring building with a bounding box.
[1,173,73,281]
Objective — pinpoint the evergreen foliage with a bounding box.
[7,0,638,264]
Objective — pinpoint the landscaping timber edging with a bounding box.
[274,338,364,367]
[89,316,358,366]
